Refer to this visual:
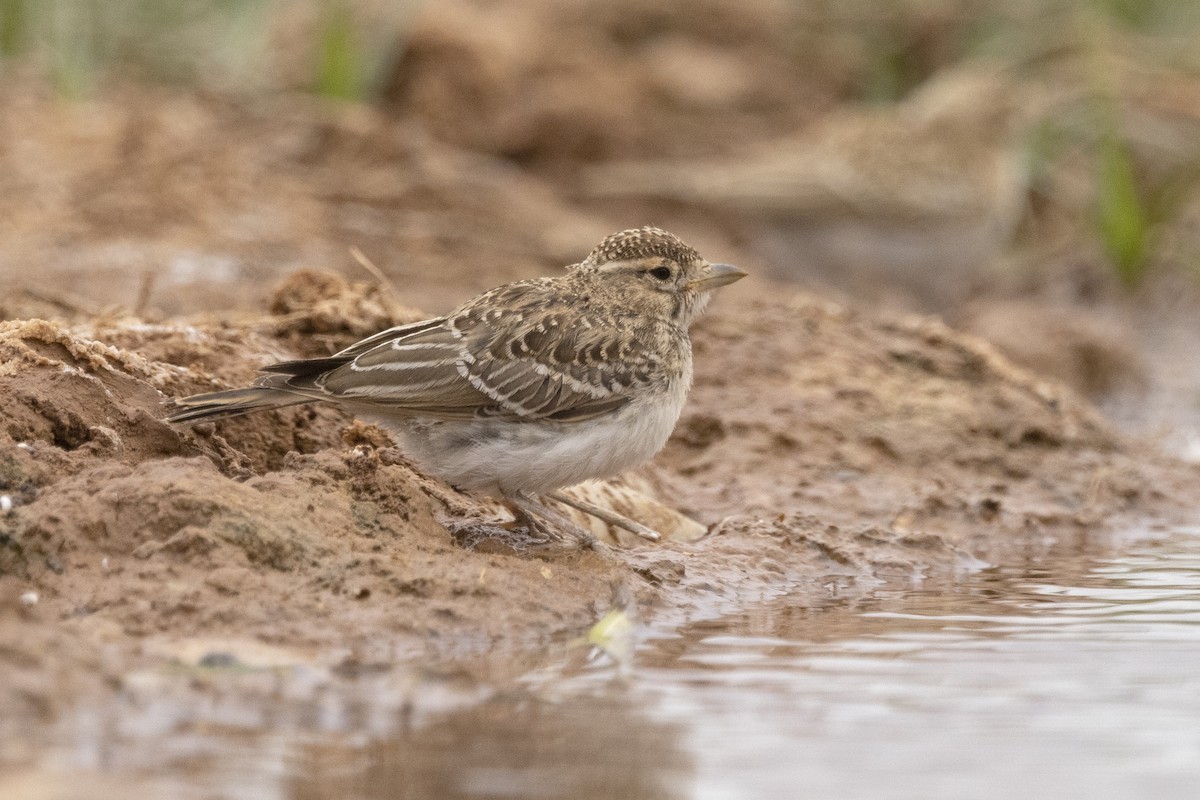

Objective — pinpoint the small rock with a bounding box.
[132,541,163,560]
[204,566,253,595]
[197,651,240,669]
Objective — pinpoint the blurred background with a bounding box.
[2,0,1200,447]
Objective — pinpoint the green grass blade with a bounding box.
[1094,110,1149,287]
[313,1,363,101]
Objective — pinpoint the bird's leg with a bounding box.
[375,451,543,548]
[545,491,661,542]
[506,492,608,551]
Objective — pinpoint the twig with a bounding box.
[349,246,399,296]
[547,491,661,542]
[20,288,103,317]
[134,269,158,317]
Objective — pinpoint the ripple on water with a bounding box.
[600,528,1200,800]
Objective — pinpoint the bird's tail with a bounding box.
[165,383,313,425]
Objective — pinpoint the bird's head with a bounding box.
[574,227,746,325]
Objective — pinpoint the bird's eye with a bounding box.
[648,266,673,281]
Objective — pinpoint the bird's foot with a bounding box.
[506,493,612,552]
[443,516,556,555]
[440,493,620,555]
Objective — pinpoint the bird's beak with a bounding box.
[688,262,748,291]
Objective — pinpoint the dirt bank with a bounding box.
[3,270,1197,753]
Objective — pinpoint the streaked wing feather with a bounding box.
[317,322,486,411]
[332,317,448,358]
[272,282,666,422]
[460,307,656,422]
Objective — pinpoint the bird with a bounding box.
[167,227,746,547]
[585,69,1056,309]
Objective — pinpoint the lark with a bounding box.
[167,227,745,546]
[586,69,1058,308]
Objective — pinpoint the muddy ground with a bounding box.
[3,0,1200,772]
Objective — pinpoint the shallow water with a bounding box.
[16,526,1200,800]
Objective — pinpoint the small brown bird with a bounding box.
[167,227,745,545]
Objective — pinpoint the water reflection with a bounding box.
[286,694,690,800]
[13,527,1200,800]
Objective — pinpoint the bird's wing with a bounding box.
[271,284,670,422]
[332,317,451,358]
[298,318,487,415]
[451,303,665,422]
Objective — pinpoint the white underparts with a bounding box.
[364,379,688,495]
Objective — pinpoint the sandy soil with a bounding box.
[2,0,1200,769]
